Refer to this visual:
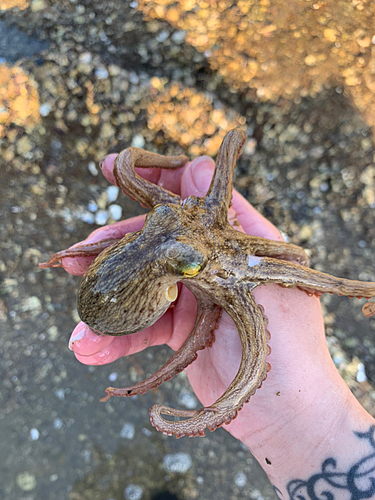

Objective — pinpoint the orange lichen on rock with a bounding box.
[0,64,41,138]
[138,0,375,128]
[148,80,246,155]
[0,0,29,10]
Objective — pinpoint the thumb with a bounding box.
[181,156,215,199]
[181,155,246,233]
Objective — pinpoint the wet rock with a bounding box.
[120,423,135,440]
[16,472,36,491]
[124,484,143,500]
[163,452,192,473]
[234,471,247,488]
[109,204,122,221]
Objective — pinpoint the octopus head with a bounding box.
[77,204,208,336]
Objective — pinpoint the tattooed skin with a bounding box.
[273,426,375,500]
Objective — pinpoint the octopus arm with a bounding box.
[252,257,375,304]
[149,287,269,438]
[38,238,121,269]
[105,299,222,398]
[114,147,187,208]
[206,128,246,221]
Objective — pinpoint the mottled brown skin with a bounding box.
[40,129,375,438]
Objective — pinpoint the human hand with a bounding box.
[61,152,373,486]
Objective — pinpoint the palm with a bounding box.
[175,281,330,441]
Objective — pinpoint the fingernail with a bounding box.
[68,325,86,350]
[191,156,215,194]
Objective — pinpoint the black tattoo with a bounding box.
[273,426,375,500]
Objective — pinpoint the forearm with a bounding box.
[239,374,375,499]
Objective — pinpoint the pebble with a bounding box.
[20,296,42,314]
[178,389,198,409]
[16,472,36,491]
[109,204,122,221]
[106,185,119,203]
[124,484,143,500]
[309,146,324,159]
[88,161,98,176]
[88,201,98,212]
[156,30,169,42]
[171,30,186,44]
[244,137,257,156]
[53,417,63,430]
[120,422,135,439]
[48,326,58,341]
[129,72,139,85]
[30,428,40,440]
[79,52,92,64]
[108,372,117,382]
[55,388,65,400]
[163,452,192,473]
[79,211,95,224]
[234,471,247,488]
[16,136,32,155]
[131,134,145,148]
[95,210,109,225]
[39,103,52,117]
[30,0,46,12]
[333,353,345,367]
[357,363,367,383]
[95,67,109,79]
[250,489,264,500]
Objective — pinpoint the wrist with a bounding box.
[235,366,375,494]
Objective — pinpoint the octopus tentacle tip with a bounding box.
[100,393,112,402]
[38,260,61,269]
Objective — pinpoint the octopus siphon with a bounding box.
[39,128,375,438]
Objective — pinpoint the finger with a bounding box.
[180,156,215,199]
[232,191,283,241]
[181,157,282,240]
[71,310,173,364]
[100,153,188,196]
[100,154,117,185]
[62,215,146,275]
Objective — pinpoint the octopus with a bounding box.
[39,128,375,438]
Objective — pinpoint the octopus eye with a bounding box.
[181,263,201,278]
